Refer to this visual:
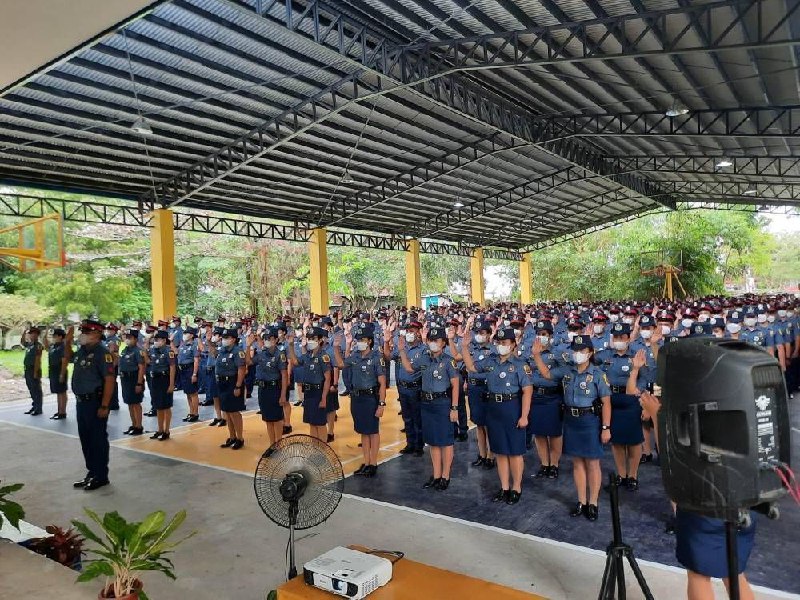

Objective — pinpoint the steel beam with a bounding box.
[614,156,800,178]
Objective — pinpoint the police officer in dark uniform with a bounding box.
[21,325,44,415]
[204,326,226,427]
[147,330,176,440]
[334,323,387,477]
[463,319,496,468]
[397,326,460,491]
[251,327,289,447]
[119,328,146,435]
[45,326,68,419]
[321,316,339,442]
[65,320,115,491]
[142,324,158,417]
[102,322,121,411]
[211,328,249,449]
[287,326,332,442]
[177,326,201,422]
[462,325,533,505]
[386,320,425,457]
[528,320,565,479]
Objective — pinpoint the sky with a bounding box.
[764,212,800,235]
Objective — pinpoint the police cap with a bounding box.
[154,330,170,340]
[80,319,104,333]
[52,327,66,337]
[570,335,593,351]
[639,315,655,327]
[184,326,198,336]
[494,327,516,341]
[354,323,375,339]
[535,320,553,333]
[309,326,329,339]
[427,327,447,341]
[610,322,631,336]
[124,328,139,339]
[221,328,238,338]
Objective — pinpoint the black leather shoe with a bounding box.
[217,419,226,427]
[209,418,220,426]
[570,503,586,517]
[293,400,303,407]
[471,456,486,467]
[492,489,509,503]
[158,432,170,441]
[422,476,440,489]
[23,408,34,415]
[123,426,134,435]
[398,445,414,455]
[282,425,292,435]
[506,491,521,505]
[340,390,350,397]
[413,448,424,457]
[50,413,60,420]
[130,427,144,435]
[364,465,378,478]
[533,466,548,478]
[585,504,599,521]
[435,478,450,491]
[73,475,91,488]
[327,433,335,443]
[665,519,676,535]
[144,409,156,417]
[182,414,191,422]
[400,427,406,433]
[187,414,199,422]
[354,464,367,476]
[547,466,559,479]
[220,438,235,448]
[231,439,244,450]
[627,477,639,491]
[150,431,163,440]
[30,410,43,416]
[456,433,468,442]
[84,479,110,491]
[256,410,262,415]
[483,458,496,469]
[640,453,653,464]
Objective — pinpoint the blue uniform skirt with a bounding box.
[257,381,283,422]
[149,373,173,410]
[610,393,644,445]
[467,384,487,426]
[218,377,244,412]
[485,398,526,456]
[205,368,218,400]
[293,365,305,384]
[178,365,198,394]
[530,392,563,437]
[326,389,340,413]
[120,372,143,405]
[351,392,379,435]
[421,396,454,447]
[563,412,603,459]
[48,369,67,394]
[675,509,756,578]
[302,388,327,426]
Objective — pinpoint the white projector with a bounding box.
[303,546,393,599]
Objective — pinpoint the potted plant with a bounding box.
[0,480,25,531]
[72,508,195,600]
[24,525,85,570]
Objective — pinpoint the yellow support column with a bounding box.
[470,247,485,306]
[150,208,177,321]
[519,252,533,304]
[308,227,329,315]
[405,239,422,308]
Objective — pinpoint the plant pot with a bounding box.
[98,579,143,600]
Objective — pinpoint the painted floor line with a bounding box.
[0,419,79,440]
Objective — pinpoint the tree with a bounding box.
[0,293,53,347]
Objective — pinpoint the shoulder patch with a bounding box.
[140,350,145,358]
[450,359,457,368]
[602,373,609,385]
[104,353,113,363]
[322,354,331,363]
[280,352,286,361]
[380,358,386,368]
[523,364,532,375]
[238,351,245,359]
[169,351,175,359]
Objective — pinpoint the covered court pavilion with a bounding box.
[1,1,800,598]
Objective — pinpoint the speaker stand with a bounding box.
[597,473,654,600]
[725,520,740,600]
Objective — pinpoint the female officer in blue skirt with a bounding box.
[397,326,460,491]
[596,322,645,490]
[287,326,332,442]
[211,328,248,449]
[177,326,201,422]
[532,334,611,521]
[528,320,565,479]
[147,330,176,440]
[463,319,496,469]
[119,328,146,435]
[251,326,288,447]
[333,323,387,477]
[461,324,533,505]
[45,327,69,420]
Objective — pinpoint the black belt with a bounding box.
[468,379,487,386]
[178,363,194,369]
[487,393,520,403]
[303,383,323,391]
[120,371,138,378]
[151,371,169,377]
[206,367,215,373]
[353,387,378,397]
[217,375,236,382]
[535,386,560,395]
[257,379,279,387]
[565,405,596,417]
[398,380,421,389]
[610,385,627,394]
[421,390,448,401]
[76,392,101,402]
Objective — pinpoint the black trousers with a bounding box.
[76,398,109,481]
[24,370,43,411]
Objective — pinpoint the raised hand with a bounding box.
[633,348,647,369]
[532,337,544,356]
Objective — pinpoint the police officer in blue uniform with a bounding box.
[528,320,565,479]
[462,325,533,505]
[386,320,425,457]
[211,328,249,449]
[444,317,469,442]
[65,320,116,491]
[287,326,332,442]
[177,326,201,422]
[21,325,44,416]
[334,323,387,477]
[102,322,121,411]
[45,326,68,420]
[119,328,146,436]
[148,330,176,440]
[276,320,294,434]
[321,316,340,443]
[629,314,662,463]
[252,326,289,447]
[397,326,460,491]
[204,326,226,428]
[463,319,496,468]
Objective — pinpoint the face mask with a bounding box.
[609,314,620,323]
[312,321,320,328]
[474,333,487,344]
[744,318,757,328]
[405,332,416,343]
[727,323,741,334]
[640,329,652,340]
[428,341,441,352]
[211,335,220,343]
[503,320,510,327]
[306,340,319,351]
[713,331,725,339]
[593,324,604,334]
[496,344,512,356]
[221,338,233,348]
[171,322,179,329]
[182,333,192,342]
[78,333,89,346]
[767,315,776,323]
[567,331,578,341]
[536,335,550,346]
[612,340,627,351]
[698,314,710,322]
[514,329,522,337]
[104,330,113,337]
[681,318,694,329]
[661,325,672,336]
[145,333,153,340]
[573,351,589,365]
[778,310,787,318]
[622,317,634,325]
[757,314,767,323]
[356,341,369,352]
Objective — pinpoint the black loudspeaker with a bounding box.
[656,338,790,520]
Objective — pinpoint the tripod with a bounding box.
[598,473,654,600]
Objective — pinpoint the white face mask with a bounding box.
[567,331,578,341]
[144,332,153,340]
[78,333,89,346]
[744,318,757,328]
[263,340,275,349]
[713,331,725,339]
[104,329,113,337]
[496,344,512,356]
[537,335,550,346]
[211,335,219,343]
[612,340,627,351]
[640,329,652,340]
[474,333,487,344]
[182,333,192,342]
[514,328,522,337]
[356,341,369,352]
[727,322,741,334]
[698,313,710,323]
[609,314,620,323]
[778,310,787,318]
[171,322,179,329]
[404,332,417,343]
[306,340,319,351]
[767,315,776,323]
[622,317,634,325]
[593,324,605,334]
[221,338,234,348]
[573,351,589,365]
[757,314,767,323]
[661,324,672,335]
[428,341,441,352]
[681,318,694,329]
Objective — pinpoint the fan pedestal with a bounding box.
[288,500,298,580]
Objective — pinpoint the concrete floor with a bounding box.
[1,423,796,600]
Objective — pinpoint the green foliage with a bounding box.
[73,508,195,599]
[0,481,25,531]
[0,293,53,346]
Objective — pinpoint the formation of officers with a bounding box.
[21,293,799,510]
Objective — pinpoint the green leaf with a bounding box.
[138,590,149,600]
[0,483,24,494]
[0,500,24,530]
[76,560,114,582]
[129,511,165,558]
[70,519,108,550]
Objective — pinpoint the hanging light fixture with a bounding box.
[341,169,355,184]
[453,200,465,208]
[742,187,758,196]
[715,159,733,168]
[665,106,689,118]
